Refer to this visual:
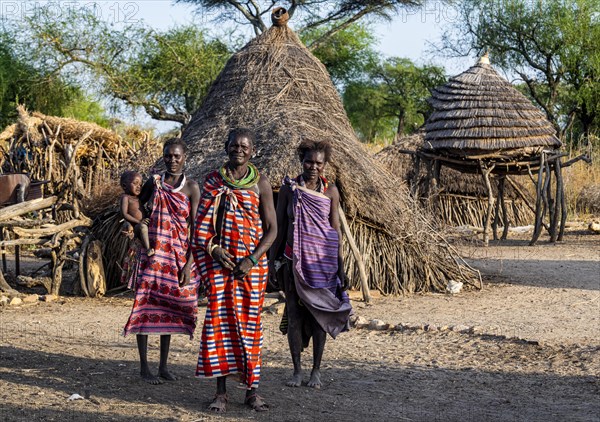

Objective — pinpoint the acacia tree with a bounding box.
[0,32,107,128]
[437,0,600,140]
[377,58,446,136]
[344,58,445,142]
[177,0,423,49]
[300,22,378,87]
[13,9,231,125]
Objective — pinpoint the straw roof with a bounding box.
[182,21,479,294]
[423,55,561,155]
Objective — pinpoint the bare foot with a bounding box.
[307,369,321,389]
[158,367,177,381]
[147,248,155,257]
[286,371,303,387]
[141,368,163,385]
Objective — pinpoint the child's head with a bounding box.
[120,171,143,196]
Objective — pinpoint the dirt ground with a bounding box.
[0,227,599,421]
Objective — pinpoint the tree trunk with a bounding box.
[396,113,405,140]
[0,270,18,295]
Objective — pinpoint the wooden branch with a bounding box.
[0,218,54,228]
[0,196,58,221]
[12,217,91,238]
[0,238,50,247]
[479,162,496,246]
[0,270,19,295]
[530,153,546,245]
[561,153,591,168]
[339,208,371,303]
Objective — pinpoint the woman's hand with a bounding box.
[233,257,254,280]
[178,262,191,287]
[338,268,348,291]
[212,246,235,270]
[268,262,280,290]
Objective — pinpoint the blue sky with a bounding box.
[0,0,471,71]
[0,1,471,131]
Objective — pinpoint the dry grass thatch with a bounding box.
[424,57,562,155]
[376,133,535,227]
[182,22,480,294]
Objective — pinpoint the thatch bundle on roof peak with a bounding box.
[182,18,479,294]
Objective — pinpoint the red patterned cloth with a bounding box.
[123,175,199,338]
[193,170,267,389]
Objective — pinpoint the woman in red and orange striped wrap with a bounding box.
[193,128,277,413]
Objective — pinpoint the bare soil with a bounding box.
[1,227,599,421]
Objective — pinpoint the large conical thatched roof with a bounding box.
[423,56,561,155]
[182,20,479,294]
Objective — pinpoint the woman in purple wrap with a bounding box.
[270,139,352,390]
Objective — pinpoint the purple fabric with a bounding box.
[287,177,352,338]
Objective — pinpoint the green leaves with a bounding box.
[7,8,231,125]
[343,57,446,142]
[439,0,600,141]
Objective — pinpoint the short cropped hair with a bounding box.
[120,170,141,186]
[163,137,188,153]
[297,139,332,163]
[226,128,255,147]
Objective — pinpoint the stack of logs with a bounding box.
[0,106,160,298]
[0,196,91,295]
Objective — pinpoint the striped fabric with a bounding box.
[193,170,268,389]
[286,176,352,339]
[123,175,199,338]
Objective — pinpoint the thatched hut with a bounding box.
[376,132,535,227]
[423,55,561,157]
[181,11,480,295]
[419,55,566,244]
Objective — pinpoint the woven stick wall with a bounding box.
[376,133,535,227]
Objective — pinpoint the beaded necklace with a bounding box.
[219,162,260,188]
[297,174,328,193]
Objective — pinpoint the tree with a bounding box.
[437,0,600,140]
[343,58,446,142]
[13,9,231,125]
[376,58,446,136]
[0,33,108,128]
[300,22,378,87]
[177,0,423,49]
[344,80,397,142]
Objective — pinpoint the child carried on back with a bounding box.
[119,170,154,257]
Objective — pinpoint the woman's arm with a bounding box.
[233,174,277,280]
[269,185,290,264]
[138,177,154,206]
[179,179,201,287]
[328,184,347,290]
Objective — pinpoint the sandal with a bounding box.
[208,393,228,413]
[245,393,269,412]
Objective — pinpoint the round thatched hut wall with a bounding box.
[376,133,535,227]
[423,56,561,158]
[182,22,479,294]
